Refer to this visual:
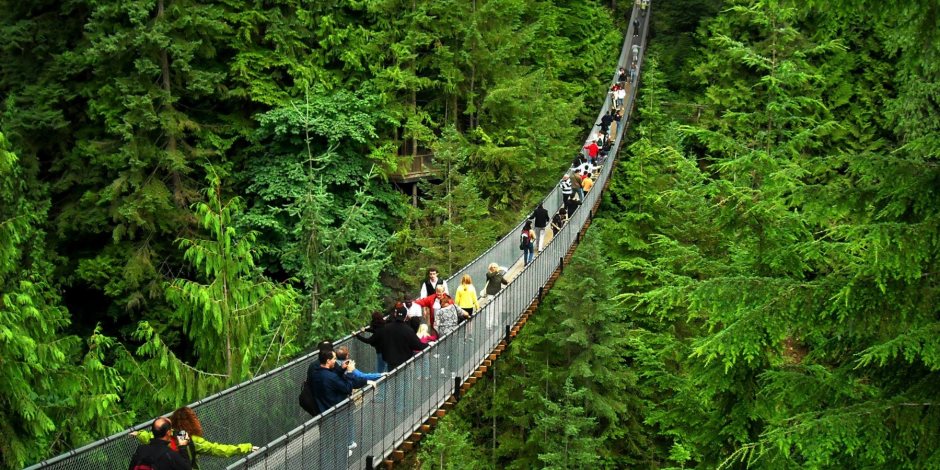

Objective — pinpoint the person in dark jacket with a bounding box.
[128,417,192,470]
[307,349,360,414]
[483,263,509,301]
[307,349,361,466]
[355,311,388,372]
[599,110,614,135]
[552,208,566,233]
[565,190,582,217]
[380,310,430,370]
[531,202,550,252]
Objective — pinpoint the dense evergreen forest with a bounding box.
[0,0,627,467]
[3,0,938,468]
[417,0,940,469]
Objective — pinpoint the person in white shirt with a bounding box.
[419,267,448,298]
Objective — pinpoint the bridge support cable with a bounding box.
[27,3,652,470]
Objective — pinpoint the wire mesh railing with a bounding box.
[26,3,651,469]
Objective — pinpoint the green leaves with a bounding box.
[162,173,300,380]
[605,0,940,467]
[0,134,126,469]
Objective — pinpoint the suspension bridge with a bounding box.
[26,3,651,469]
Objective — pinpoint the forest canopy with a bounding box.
[417,0,940,468]
[0,0,622,467]
[2,0,938,468]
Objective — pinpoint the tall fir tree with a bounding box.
[0,133,125,469]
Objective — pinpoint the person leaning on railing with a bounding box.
[129,417,192,470]
[131,407,258,469]
[355,311,389,372]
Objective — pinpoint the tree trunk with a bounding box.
[156,0,184,206]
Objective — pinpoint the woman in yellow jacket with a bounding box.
[131,406,258,468]
[454,274,481,318]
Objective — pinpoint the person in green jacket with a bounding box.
[131,406,258,468]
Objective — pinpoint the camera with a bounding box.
[175,430,189,442]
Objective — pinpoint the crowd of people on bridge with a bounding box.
[125,8,646,469]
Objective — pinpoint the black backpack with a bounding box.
[299,379,318,417]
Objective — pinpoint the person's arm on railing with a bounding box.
[192,435,258,457]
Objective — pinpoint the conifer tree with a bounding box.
[0,134,125,469]
[611,1,940,467]
[164,172,299,380]
[239,89,400,341]
[531,378,603,470]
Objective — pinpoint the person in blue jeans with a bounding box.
[334,346,384,458]
[521,221,535,265]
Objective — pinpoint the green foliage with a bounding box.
[530,377,604,470]
[435,1,939,468]
[239,88,401,341]
[165,172,300,379]
[394,127,504,289]
[608,0,940,467]
[0,134,125,469]
[417,414,490,470]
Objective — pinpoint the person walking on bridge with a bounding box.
[531,202,550,252]
[583,139,600,165]
[570,170,584,201]
[454,274,481,317]
[560,174,573,204]
[381,309,431,370]
[520,221,536,265]
[419,267,448,299]
[483,263,509,302]
[582,171,594,194]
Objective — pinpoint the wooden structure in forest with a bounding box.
[390,141,438,206]
[390,152,435,183]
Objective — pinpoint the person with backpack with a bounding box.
[128,417,192,470]
[520,221,536,265]
[131,408,257,469]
